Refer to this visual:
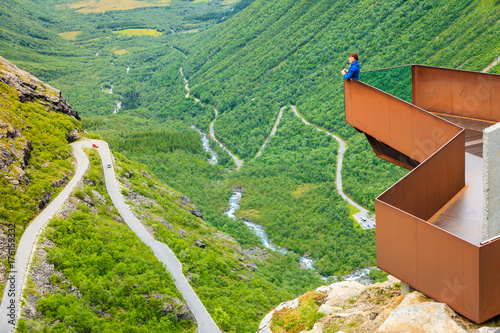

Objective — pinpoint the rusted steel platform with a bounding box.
[344,65,500,323]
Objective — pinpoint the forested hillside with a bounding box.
[19,150,196,333]
[1,0,500,330]
[178,0,500,226]
[183,0,500,157]
[17,148,293,333]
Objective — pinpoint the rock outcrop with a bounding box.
[258,277,498,333]
[180,194,203,219]
[0,55,80,191]
[0,118,33,186]
[0,55,80,121]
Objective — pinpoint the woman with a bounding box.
[341,52,360,80]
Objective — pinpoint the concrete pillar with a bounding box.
[482,122,500,243]
[400,282,416,295]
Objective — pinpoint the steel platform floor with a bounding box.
[425,113,496,245]
[428,152,483,245]
[433,113,496,158]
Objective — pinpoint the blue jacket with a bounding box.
[344,60,360,80]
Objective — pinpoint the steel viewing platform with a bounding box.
[345,65,500,323]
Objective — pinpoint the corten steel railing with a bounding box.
[413,65,500,122]
[344,65,500,323]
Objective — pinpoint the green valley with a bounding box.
[1,0,500,330]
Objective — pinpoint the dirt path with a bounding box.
[482,56,500,73]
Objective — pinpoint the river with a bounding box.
[181,67,243,168]
[113,101,122,114]
[191,125,218,165]
[226,191,316,270]
[225,191,373,282]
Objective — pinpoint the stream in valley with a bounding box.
[113,101,122,114]
[226,191,317,271]
[184,67,373,284]
[192,125,218,165]
[225,191,373,283]
[101,83,121,114]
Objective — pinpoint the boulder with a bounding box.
[317,281,365,314]
[92,189,106,205]
[51,174,69,188]
[38,191,54,209]
[257,299,299,333]
[248,262,259,271]
[258,275,493,333]
[190,207,203,218]
[377,292,468,333]
[194,240,206,248]
[66,129,81,143]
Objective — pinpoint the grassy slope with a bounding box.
[100,151,292,332]
[0,80,80,295]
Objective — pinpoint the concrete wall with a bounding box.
[483,122,500,242]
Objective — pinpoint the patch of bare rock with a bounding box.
[258,276,500,333]
[0,55,80,120]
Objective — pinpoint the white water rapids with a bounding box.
[113,101,122,114]
[191,125,218,165]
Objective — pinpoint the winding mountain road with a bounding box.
[255,106,286,158]
[0,141,90,333]
[180,65,371,224]
[289,106,370,223]
[180,67,243,169]
[0,140,220,333]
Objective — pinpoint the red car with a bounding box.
[92,144,99,148]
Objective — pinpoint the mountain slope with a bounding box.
[0,54,293,333]
[18,148,196,333]
[182,0,500,157]
[0,54,80,242]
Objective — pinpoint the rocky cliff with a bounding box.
[258,277,500,333]
[0,55,80,188]
[0,56,80,121]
